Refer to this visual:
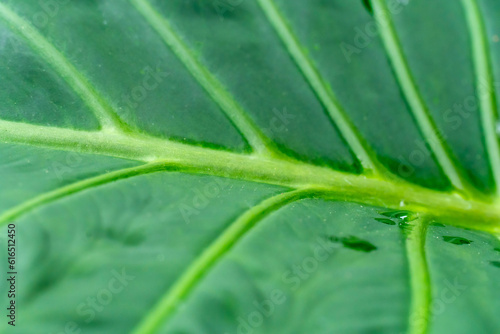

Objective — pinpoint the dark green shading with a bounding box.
[362,0,373,14]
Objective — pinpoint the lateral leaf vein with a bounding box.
[461,0,500,195]
[131,189,312,334]
[257,0,382,175]
[130,0,276,157]
[371,0,470,193]
[0,3,130,132]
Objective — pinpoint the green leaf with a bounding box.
[0,0,499,333]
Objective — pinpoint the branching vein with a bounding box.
[1,119,499,232]
[256,0,382,175]
[131,189,311,334]
[371,0,470,194]
[130,0,276,157]
[461,0,500,196]
[0,162,168,228]
[0,3,130,133]
[0,2,499,333]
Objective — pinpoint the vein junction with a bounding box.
[0,2,499,334]
[0,1,499,233]
[0,119,499,233]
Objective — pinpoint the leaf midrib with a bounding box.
[0,1,498,334]
[1,118,499,233]
[1,0,497,218]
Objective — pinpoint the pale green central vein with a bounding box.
[130,0,276,157]
[405,216,431,334]
[0,3,129,133]
[1,119,499,232]
[371,0,469,193]
[461,0,500,196]
[256,0,381,175]
[131,189,311,334]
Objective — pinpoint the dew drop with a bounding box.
[341,236,377,252]
[399,221,414,236]
[380,210,411,219]
[442,236,473,245]
[328,236,340,243]
[361,0,373,14]
[375,218,396,225]
[329,235,377,252]
[490,261,500,268]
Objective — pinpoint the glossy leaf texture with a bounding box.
[0,0,500,333]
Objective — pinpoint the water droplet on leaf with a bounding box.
[442,236,473,245]
[329,235,377,252]
[341,236,377,252]
[380,210,411,219]
[375,218,396,225]
[490,261,500,268]
[328,236,339,242]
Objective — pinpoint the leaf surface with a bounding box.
[0,0,500,333]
